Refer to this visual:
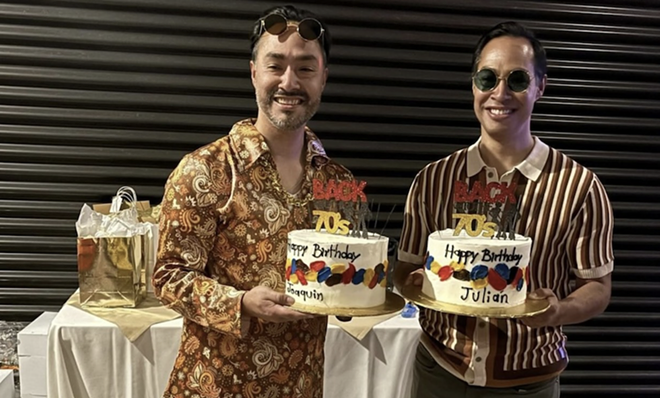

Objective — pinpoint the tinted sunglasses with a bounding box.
[473,68,533,93]
[259,13,325,45]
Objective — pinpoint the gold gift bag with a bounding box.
[77,235,147,308]
[77,186,151,308]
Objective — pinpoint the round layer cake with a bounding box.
[422,229,532,308]
[286,229,389,309]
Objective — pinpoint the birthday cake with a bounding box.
[417,178,534,310]
[422,229,532,308]
[284,177,393,309]
[286,229,389,308]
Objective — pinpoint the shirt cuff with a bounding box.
[398,249,425,265]
[237,290,251,338]
[573,261,614,279]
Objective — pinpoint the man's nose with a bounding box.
[279,66,301,92]
[490,78,511,101]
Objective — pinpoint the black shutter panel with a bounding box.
[0,1,657,395]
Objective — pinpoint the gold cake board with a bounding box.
[401,284,550,319]
[290,291,406,317]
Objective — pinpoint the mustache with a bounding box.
[268,89,308,101]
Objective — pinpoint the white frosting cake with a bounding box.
[422,229,532,308]
[286,229,389,308]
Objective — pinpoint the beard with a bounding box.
[257,88,321,131]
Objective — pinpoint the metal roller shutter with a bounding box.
[0,0,657,395]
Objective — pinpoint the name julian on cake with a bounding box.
[445,244,523,266]
[286,284,324,302]
[459,287,509,304]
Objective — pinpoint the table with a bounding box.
[0,369,15,398]
[47,304,422,398]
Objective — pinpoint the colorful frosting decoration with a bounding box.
[286,258,388,290]
[425,253,528,292]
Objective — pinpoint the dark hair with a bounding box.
[471,22,547,82]
[250,5,331,65]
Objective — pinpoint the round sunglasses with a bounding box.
[259,13,325,45]
[473,69,533,93]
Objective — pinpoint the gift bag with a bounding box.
[142,221,159,294]
[76,186,156,307]
[90,194,160,294]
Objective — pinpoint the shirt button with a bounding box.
[478,322,486,328]
[487,172,494,178]
[475,357,483,362]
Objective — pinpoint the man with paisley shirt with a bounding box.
[153,5,352,398]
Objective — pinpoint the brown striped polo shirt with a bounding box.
[398,136,614,387]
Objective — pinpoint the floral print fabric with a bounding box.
[154,119,353,398]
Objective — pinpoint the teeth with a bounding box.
[275,98,302,105]
[490,109,512,115]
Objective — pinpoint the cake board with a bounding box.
[290,290,405,317]
[401,284,550,319]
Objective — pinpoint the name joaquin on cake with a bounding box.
[288,242,361,262]
[286,284,324,302]
[445,244,523,266]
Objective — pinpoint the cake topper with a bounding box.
[452,180,521,239]
[312,178,372,237]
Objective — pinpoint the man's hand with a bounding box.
[406,269,425,287]
[242,286,314,323]
[521,288,561,328]
[521,273,611,328]
[393,261,425,292]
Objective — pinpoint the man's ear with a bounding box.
[535,74,547,101]
[322,67,328,89]
[250,60,257,88]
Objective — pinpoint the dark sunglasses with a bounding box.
[473,68,533,93]
[259,13,325,45]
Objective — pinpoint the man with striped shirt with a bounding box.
[395,22,614,398]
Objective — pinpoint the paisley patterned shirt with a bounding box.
[153,119,353,398]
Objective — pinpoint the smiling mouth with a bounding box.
[487,108,514,116]
[274,97,303,106]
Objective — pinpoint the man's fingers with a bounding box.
[411,272,424,286]
[244,286,315,322]
[269,291,295,306]
[528,288,554,300]
[404,269,425,286]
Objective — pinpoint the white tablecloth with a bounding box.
[47,304,422,398]
[0,369,15,398]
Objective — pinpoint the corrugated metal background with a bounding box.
[0,0,658,395]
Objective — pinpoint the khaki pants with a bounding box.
[412,343,560,398]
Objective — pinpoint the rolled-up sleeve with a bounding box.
[567,174,615,279]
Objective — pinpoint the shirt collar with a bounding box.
[228,119,330,169]
[466,136,549,182]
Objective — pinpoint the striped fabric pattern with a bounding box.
[399,138,614,387]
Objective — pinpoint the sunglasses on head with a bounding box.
[473,68,533,93]
[259,13,325,45]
